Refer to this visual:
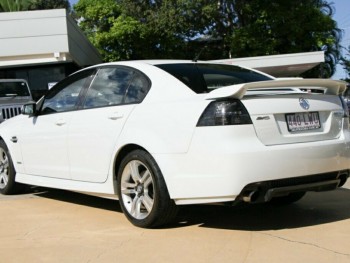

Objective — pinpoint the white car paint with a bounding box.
[0,60,349,207]
[19,112,73,179]
[68,104,136,182]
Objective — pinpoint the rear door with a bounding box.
[68,66,151,183]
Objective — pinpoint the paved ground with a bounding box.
[1,181,350,263]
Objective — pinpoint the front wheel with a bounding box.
[0,140,22,195]
[117,150,178,228]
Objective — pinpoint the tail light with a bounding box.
[197,100,252,126]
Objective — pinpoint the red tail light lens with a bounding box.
[197,100,252,126]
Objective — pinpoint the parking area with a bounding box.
[1,181,350,263]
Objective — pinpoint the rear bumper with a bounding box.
[238,170,349,203]
[154,126,350,205]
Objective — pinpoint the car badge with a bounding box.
[299,97,310,110]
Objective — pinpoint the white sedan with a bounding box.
[0,61,349,228]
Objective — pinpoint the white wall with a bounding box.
[0,9,101,67]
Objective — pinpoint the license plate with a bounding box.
[286,112,321,132]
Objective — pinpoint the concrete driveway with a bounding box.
[1,182,350,263]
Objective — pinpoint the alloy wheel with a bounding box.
[120,160,154,220]
[0,148,9,189]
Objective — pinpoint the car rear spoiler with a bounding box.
[206,79,348,100]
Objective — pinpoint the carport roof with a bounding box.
[212,51,324,77]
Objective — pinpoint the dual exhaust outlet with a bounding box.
[239,170,349,204]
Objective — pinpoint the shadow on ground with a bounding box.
[30,186,350,231]
[29,187,122,213]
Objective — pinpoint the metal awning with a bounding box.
[212,51,324,77]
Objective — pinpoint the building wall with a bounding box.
[0,9,102,99]
[0,9,102,67]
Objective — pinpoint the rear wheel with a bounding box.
[117,150,178,228]
[0,140,22,195]
[270,192,306,205]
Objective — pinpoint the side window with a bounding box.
[41,70,94,114]
[124,72,151,103]
[83,67,133,109]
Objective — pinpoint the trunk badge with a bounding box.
[299,97,310,110]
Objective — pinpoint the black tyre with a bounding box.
[270,192,306,205]
[0,140,22,195]
[117,150,178,228]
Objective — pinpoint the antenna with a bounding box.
[193,45,207,62]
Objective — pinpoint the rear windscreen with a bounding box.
[156,63,273,93]
[0,82,30,97]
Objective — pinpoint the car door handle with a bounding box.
[108,112,123,120]
[55,120,66,126]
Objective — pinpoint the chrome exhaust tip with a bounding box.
[242,190,259,203]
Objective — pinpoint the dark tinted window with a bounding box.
[83,67,134,108]
[124,72,151,103]
[83,67,150,109]
[156,63,272,93]
[41,69,95,114]
[0,81,30,97]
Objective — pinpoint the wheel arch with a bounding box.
[113,144,150,193]
[113,144,174,199]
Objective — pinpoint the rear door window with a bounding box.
[82,66,151,109]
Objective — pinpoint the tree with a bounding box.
[74,0,140,61]
[0,0,70,12]
[0,0,31,11]
[73,0,341,77]
[28,0,70,11]
[214,0,341,78]
[74,0,217,61]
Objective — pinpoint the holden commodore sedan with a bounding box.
[0,61,349,228]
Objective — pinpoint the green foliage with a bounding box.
[74,0,216,61]
[0,0,31,11]
[74,0,137,61]
[0,0,70,12]
[28,0,70,11]
[226,0,341,77]
[73,0,341,77]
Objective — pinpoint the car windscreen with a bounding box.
[0,81,30,97]
[156,63,273,93]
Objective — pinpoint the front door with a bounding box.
[19,70,95,178]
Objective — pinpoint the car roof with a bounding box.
[73,60,276,80]
[91,60,205,68]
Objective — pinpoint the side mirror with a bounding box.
[22,101,37,116]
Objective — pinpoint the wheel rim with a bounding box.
[120,160,154,220]
[0,148,9,190]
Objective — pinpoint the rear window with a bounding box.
[156,63,272,93]
[0,81,30,97]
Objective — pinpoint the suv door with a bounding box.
[19,70,95,178]
[68,66,151,182]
